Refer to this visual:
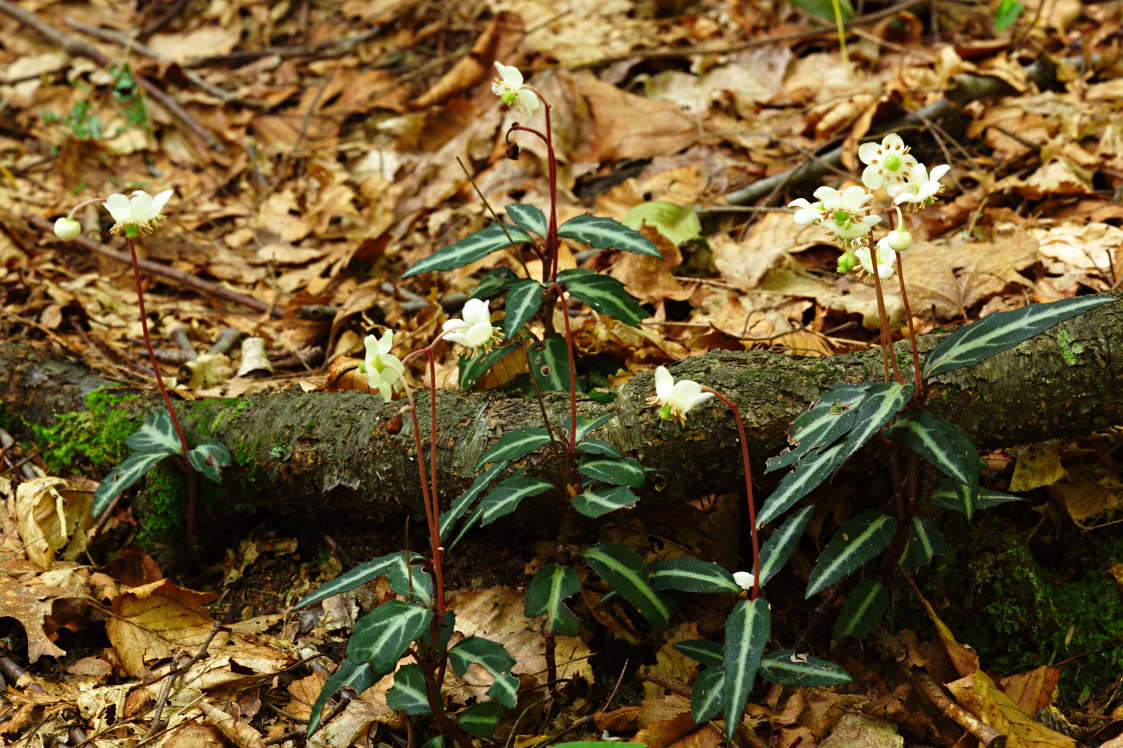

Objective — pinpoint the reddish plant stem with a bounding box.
[542,99,560,281]
[127,237,190,457]
[557,287,579,454]
[894,253,924,397]
[701,386,760,601]
[427,351,439,510]
[867,253,904,384]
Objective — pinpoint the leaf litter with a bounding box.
[1,0,1123,744]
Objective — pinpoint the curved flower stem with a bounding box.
[509,86,559,283]
[701,386,760,601]
[867,254,903,384]
[67,196,106,218]
[127,238,190,456]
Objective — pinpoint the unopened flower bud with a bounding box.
[53,217,81,241]
[837,251,857,274]
[886,229,912,251]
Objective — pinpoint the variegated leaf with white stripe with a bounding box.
[503,279,544,339]
[307,659,379,736]
[832,579,888,639]
[480,473,554,525]
[557,215,661,257]
[691,666,724,723]
[525,564,581,635]
[900,516,947,572]
[757,505,815,586]
[571,484,638,518]
[387,664,431,715]
[648,558,740,594]
[402,223,534,277]
[886,411,979,491]
[576,413,615,441]
[923,295,1115,377]
[583,543,672,629]
[674,639,722,667]
[721,598,770,740]
[765,383,871,473]
[459,702,502,738]
[347,600,432,671]
[507,203,547,236]
[186,439,231,483]
[757,441,848,527]
[576,438,622,458]
[125,409,183,454]
[440,461,508,538]
[93,451,168,517]
[557,269,647,326]
[578,457,647,488]
[476,428,552,468]
[925,479,1025,515]
[294,550,433,609]
[806,510,897,598]
[760,651,852,686]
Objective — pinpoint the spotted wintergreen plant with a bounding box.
[51,190,232,554]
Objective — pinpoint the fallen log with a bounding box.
[1,293,1120,548]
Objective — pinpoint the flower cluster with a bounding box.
[53,188,175,242]
[360,330,404,403]
[858,133,949,207]
[789,186,881,246]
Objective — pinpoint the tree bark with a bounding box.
[1,293,1120,537]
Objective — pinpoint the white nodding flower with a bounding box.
[442,298,498,350]
[359,330,404,403]
[647,365,713,424]
[790,185,880,244]
[103,189,174,236]
[858,133,918,191]
[53,217,81,241]
[856,240,898,280]
[732,571,755,591]
[491,62,540,118]
[894,163,950,206]
[885,229,912,252]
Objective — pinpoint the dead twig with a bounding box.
[27,213,283,318]
[186,24,388,67]
[0,0,224,152]
[144,622,226,739]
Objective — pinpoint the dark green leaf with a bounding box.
[899,516,947,572]
[557,269,647,326]
[576,413,615,441]
[459,701,502,738]
[186,439,231,483]
[503,279,544,339]
[806,510,897,598]
[403,223,534,277]
[760,651,852,686]
[125,408,184,455]
[926,479,1026,515]
[294,550,433,609]
[93,451,169,518]
[488,672,519,709]
[757,505,815,587]
[347,601,432,671]
[387,664,431,715]
[886,411,980,496]
[507,204,547,236]
[525,564,581,635]
[459,343,520,389]
[832,579,888,639]
[480,473,554,525]
[923,295,1115,377]
[721,598,770,739]
[765,383,871,473]
[994,0,1023,31]
[529,333,571,392]
[471,266,519,299]
[583,543,672,629]
[440,461,508,538]
[648,558,739,594]
[558,215,661,257]
[674,639,722,667]
[578,457,647,488]
[691,666,724,723]
[307,659,379,736]
[476,428,552,468]
[757,442,847,527]
[571,484,638,518]
[576,438,622,458]
[792,0,854,22]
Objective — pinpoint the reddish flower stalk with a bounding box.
[867,254,904,384]
[701,387,761,600]
[895,251,924,397]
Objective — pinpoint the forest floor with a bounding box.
[1,0,1123,746]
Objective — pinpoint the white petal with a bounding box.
[443,330,469,346]
[793,207,819,224]
[494,62,522,87]
[130,191,154,222]
[443,318,469,334]
[732,571,754,590]
[104,193,131,223]
[461,298,489,325]
[654,366,673,399]
[788,198,812,209]
[151,189,174,213]
[882,133,905,150]
[515,88,540,117]
[377,329,393,355]
[465,322,494,347]
[861,164,884,190]
[929,164,950,181]
[857,142,880,165]
[812,185,839,203]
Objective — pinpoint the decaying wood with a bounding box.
[0,294,1120,536]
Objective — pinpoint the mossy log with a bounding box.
[1,294,1121,542]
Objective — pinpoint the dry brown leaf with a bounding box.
[159,721,227,747]
[199,699,266,748]
[148,26,242,64]
[819,712,903,748]
[15,477,91,568]
[1009,441,1066,492]
[106,579,218,678]
[998,666,1061,718]
[577,75,699,163]
[0,572,69,661]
